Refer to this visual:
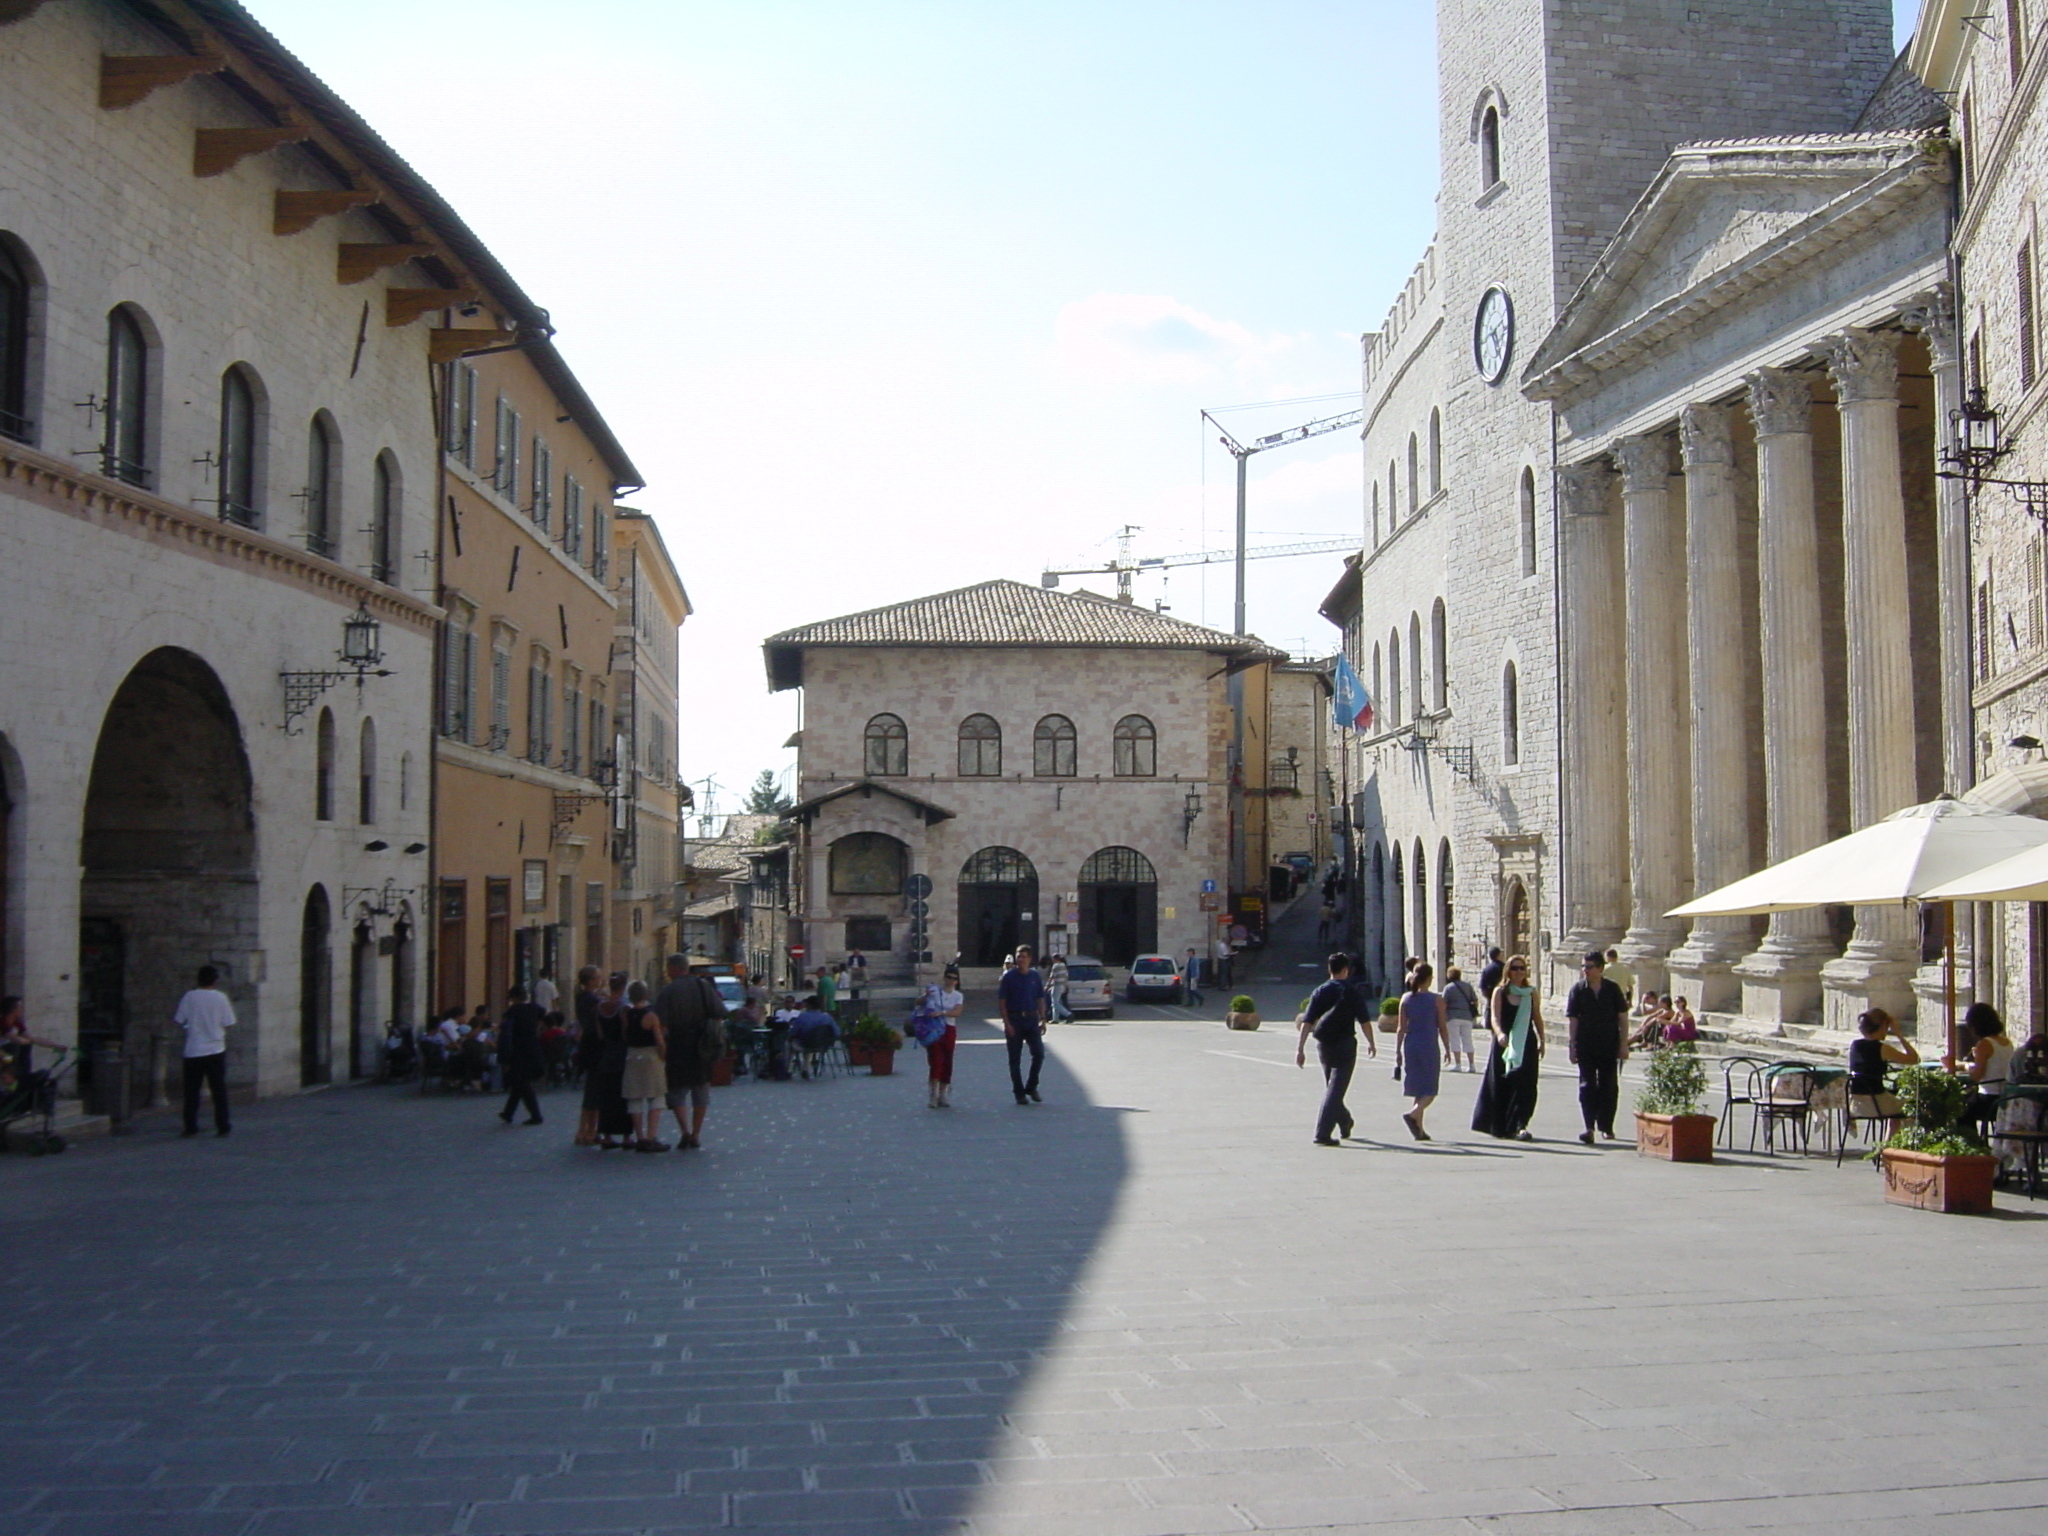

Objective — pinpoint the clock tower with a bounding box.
[1351,1,1892,996]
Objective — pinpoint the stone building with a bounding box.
[1264,660,1335,890]
[763,581,1279,986]
[430,335,639,1018]
[1340,0,1967,1038]
[608,508,688,985]
[0,0,551,1098]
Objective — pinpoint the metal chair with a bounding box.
[1718,1054,1769,1149]
[1836,1087,1900,1167]
[1755,1065,1818,1155]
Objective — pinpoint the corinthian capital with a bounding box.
[1557,459,1613,519]
[1817,327,1901,404]
[1745,367,1812,437]
[1612,433,1674,492]
[1679,403,1734,468]
[1901,286,1959,369]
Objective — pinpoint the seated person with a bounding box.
[1662,996,1698,1045]
[381,1021,417,1080]
[789,996,839,1076]
[0,995,60,1105]
[426,1006,464,1051]
[1848,1007,1919,1126]
[1944,1002,2014,1129]
[1628,990,1671,1051]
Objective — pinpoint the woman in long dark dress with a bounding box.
[591,972,635,1150]
[1472,953,1545,1140]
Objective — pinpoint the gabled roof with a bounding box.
[764,579,1281,690]
[786,780,956,827]
[1522,132,1948,402]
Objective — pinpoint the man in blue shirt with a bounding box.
[997,945,1049,1105]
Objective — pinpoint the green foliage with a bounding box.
[743,768,792,816]
[1880,1064,1986,1153]
[1230,995,1257,1014]
[847,1013,902,1050]
[1881,1128,1990,1157]
[1635,1040,1708,1117]
[1380,996,1401,1016]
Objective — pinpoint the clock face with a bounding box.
[1473,286,1514,384]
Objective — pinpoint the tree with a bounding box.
[744,768,792,816]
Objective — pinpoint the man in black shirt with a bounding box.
[1478,947,1505,1003]
[1295,952,1378,1145]
[1566,951,1629,1145]
[496,984,547,1126]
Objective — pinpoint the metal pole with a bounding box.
[1233,450,1249,636]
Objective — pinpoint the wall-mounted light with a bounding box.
[278,605,395,734]
[1182,785,1204,848]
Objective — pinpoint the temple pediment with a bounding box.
[1523,133,1949,401]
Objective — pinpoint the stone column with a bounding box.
[1554,459,1628,999]
[1817,327,1920,1029]
[1613,432,1692,996]
[1734,368,1836,1025]
[1666,403,1752,1012]
[1903,287,1977,1021]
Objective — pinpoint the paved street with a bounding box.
[3,919,2044,1535]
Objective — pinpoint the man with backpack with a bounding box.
[654,954,728,1150]
[1294,952,1377,1145]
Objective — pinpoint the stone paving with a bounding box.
[2,915,2045,1534]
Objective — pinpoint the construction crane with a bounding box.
[1205,405,1364,635]
[1040,525,1357,605]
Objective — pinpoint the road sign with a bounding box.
[1201,879,1218,894]
[906,874,932,899]
[909,900,929,918]
[789,944,806,958]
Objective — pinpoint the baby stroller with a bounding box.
[0,1046,75,1156]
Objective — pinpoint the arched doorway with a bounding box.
[958,847,1037,966]
[0,734,17,995]
[348,915,375,1083]
[1437,841,1455,977]
[390,905,415,1034]
[299,887,331,1087]
[80,649,256,1097]
[1503,877,1533,962]
[1079,846,1157,965]
[1388,843,1406,975]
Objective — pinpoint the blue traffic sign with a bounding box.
[1201,879,1217,894]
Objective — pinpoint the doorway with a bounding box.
[957,847,1037,966]
[1504,877,1533,962]
[1079,846,1157,966]
[300,886,332,1087]
[348,918,374,1082]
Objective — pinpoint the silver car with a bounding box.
[1059,955,1113,1018]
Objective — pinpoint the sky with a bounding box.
[253,0,1924,826]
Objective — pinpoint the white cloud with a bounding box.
[1050,293,1298,386]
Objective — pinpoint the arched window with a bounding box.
[1502,661,1520,766]
[370,451,399,584]
[830,831,908,894]
[958,713,1001,776]
[1480,104,1501,188]
[1428,408,1443,495]
[217,364,262,528]
[1113,714,1156,777]
[1033,714,1076,777]
[1437,840,1455,976]
[1408,612,1423,720]
[1371,643,1383,718]
[1387,630,1402,725]
[315,708,336,822]
[399,750,413,812]
[306,413,338,558]
[1412,837,1427,973]
[1406,433,1419,513]
[1387,462,1398,526]
[864,712,908,776]
[1389,842,1406,962]
[1430,598,1448,712]
[1370,482,1380,547]
[357,717,377,825]
[104,305,150,487]
[1518,466,1537,576]
[0,236,33,444]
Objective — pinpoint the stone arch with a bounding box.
[358,716,378,825]
[1502,875,1533,964]
[217,362,268,529]
[0,229,48,447]
[1502,659,1521,766]
[1436,839,1455,978]
[1411,837,1427,976]
[958,846,1037,966]
[1079,846,1157,966]
[1388,841,1407,972]
[1428,408,1443,495]
[79,648,257,1097]
[370,449,401,585]
[1408,612,1423,720]
[300,884,332,1088]
[104,302,160,487]
[1430,598,1449,712]
[305,409,342,558]
[315,707,337,821]
[1519,465,1538,576]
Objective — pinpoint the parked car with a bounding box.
[1283,852,1315,880]
[1061,955,1114,1018]
[1126,953,1183,1004]
[710,975,746,1014]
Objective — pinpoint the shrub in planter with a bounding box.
[1876,1064,1995,1213]
[1226,994,1260,1031]
[847,1014,903,1076]
[1633,1041,1713,1162]
[1378,996,1401,1035]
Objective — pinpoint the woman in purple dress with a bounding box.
[1396,963,1451,1141]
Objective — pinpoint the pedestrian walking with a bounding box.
[1395,962,1450,1140]
[998,944,1049,1105]
[495,983,546,1126]
[1214,932,1234,991]
[1047,953,1072,1022]
[589,972,634,1150]
[1441,965,1480,1073]
[654,953,727,1150]
[1316,897,1335,944]
[1472,953,1544,1140]
[1478,947,1504,1003]
[172,964,234,1138]
[925,965,964,1108]
[1567,951,1629,1144]
[571,966,609,1146]
[1295,951,1375,1145]
[1183,947,1204,1007]
[619,979,669,1152]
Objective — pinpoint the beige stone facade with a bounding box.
[608,510,688,988]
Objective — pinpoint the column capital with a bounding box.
[1557,458,1613,518]
[1817,327,1902,404]
[1612,432,1673,492]
[1679,402,1735,468]
[1901,285,1959,369]
[1746,366,1812,437]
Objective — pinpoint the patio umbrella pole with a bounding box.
[1944,899,1957,1062]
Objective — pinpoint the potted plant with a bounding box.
[1877,1064,1997,1213]
[847,1014,903,1076]
[1379,996,1401,1036]
[1226,995,1260,1031]
[1633,1040,1714,1162]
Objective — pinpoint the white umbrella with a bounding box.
[1665,796,2048,917]
[1919,840,2048,902]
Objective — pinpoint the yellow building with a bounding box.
[608,509,689,986]
[431,338,641,1014]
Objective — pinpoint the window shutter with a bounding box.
[491,647,510,748]
[1978,578,1996,679]
[2032,540,2046,650]
[440,622,461,736]
[2019,241,2036,390]
[460,630,476,742]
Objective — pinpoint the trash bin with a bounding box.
[89,1046,129,1124]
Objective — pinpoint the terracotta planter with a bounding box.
[1634,1111,1714,1163]
[867,1047,895,1077]
[709,1051,735,1088]
[845,1041,873,1068]
[1226,1011,1261,1031]
[1881,1148,1998,1214]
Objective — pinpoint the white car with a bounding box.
[1060,956,1114,1018]
[1125,953,1184,1004]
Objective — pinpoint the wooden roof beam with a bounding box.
[338,242,435,285]
[100,50,225,110]
[274,187,377,235]
[430,328,521,363]
[387,287,476,328]
[194,122,307,177]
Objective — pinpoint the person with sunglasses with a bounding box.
[1472,952,1545,1140]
